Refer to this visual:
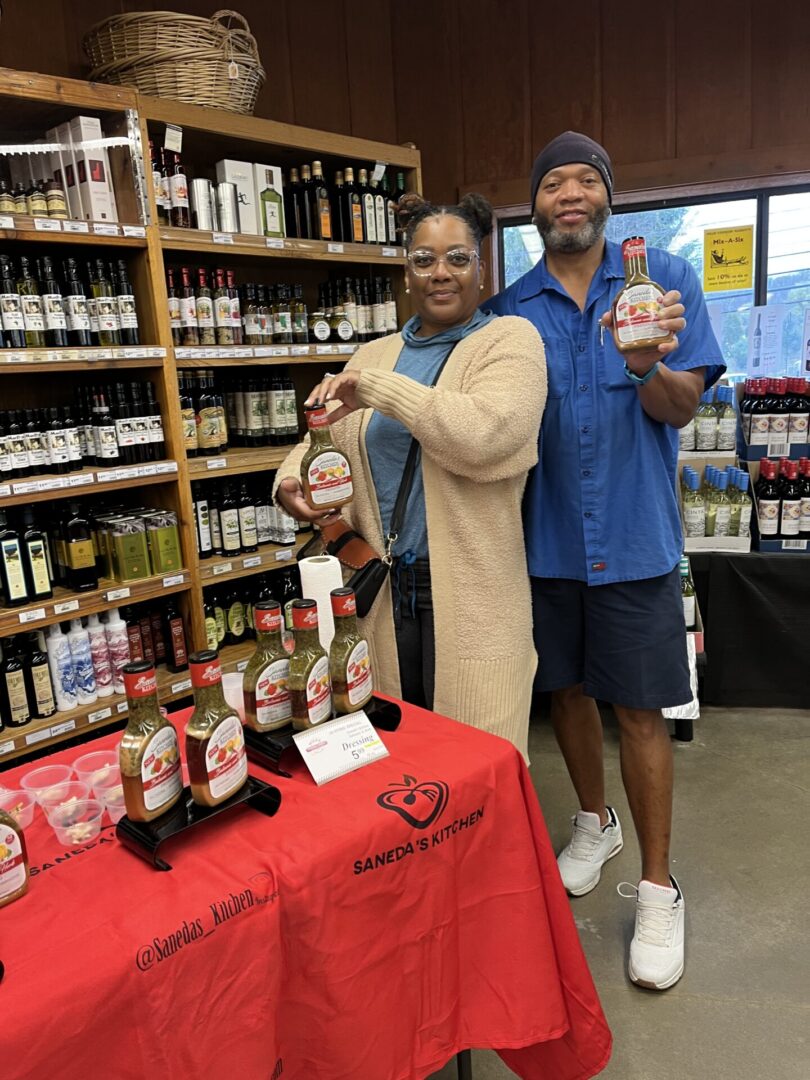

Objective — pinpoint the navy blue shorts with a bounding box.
[531,567,692,710]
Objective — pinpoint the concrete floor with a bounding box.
[430,706,810,1080]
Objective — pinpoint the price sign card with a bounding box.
[293,710,388,786]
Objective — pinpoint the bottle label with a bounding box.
[214,296,232,328]
[244,313,261,337]
[695,416,717,451]
[614,284,669,344]
[168,296,182,328]
[351,202,364,243]
[205,617,218,651]
[0,293,25,331]
[32,663,56,714]
[45,429,69,463]
[273,311,292,336]
[375,198,387,244]
[25,433,47,468]
[190,658,223,688]
[758,497,779,535]
[0,537,26,600]
[682,595,696,628]
[123,667,157,698]
[750,415,770,445]
[306,451,352,505]
[117,294,139,330]
[27,193,47,215]
[256,504,272,544]
[712,504,731,537]
[26,539,51,595]
[788,412,809,443]
[306,655,332,724]
[196,296,214,328]
[372,305,386,334]
[256,607,282,633]
[96,295,120,333]
[716,416,736,451]
[312,318,330,341]
[292,605,318,632]
[255,657,291,726]
[21,295,45,332]
[0,440,11,473]
[71,644,96,696]
[331,592,357,618]
[5,669,29,724]
[770,414,788,437]
[0,828,26,900]
[169,173,189,209]
[780,499,801,536]
[683,503,705,538]
[198,406,220,449]
[215,607,226,644]
[228,602,246,637]
[337,318,355,341]
[97,425,119,459]
[148,414,164,444]
[800,495,810,534]
[182,408,198,449]
[266,201,283,236]
[64,294,91,331]
[115,416,137,447]
[9,436,29,470]
[737,502,752,539]
[46,190,67,216]
[87,298,99,334]
[66,426,82,460]
[230,296,241,329]
[169,618,188,666]
[180,295,197,327]
[67,539,95,569]
[385,299,398,333]
[363,195,377,242]
[42,294,67,331]
[238,505,257,547]
[345,640,372,706]
[156,173,171,209]
[141,727,182,811]
[89,635,113,690]
[204,716,247,800]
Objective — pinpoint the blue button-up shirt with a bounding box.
[488,239,725,585]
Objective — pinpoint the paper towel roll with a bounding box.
[299,555,344,651]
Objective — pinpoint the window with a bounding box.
[497,187,810,378]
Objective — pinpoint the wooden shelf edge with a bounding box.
[175,354,346,369]
[187,446,294,479]
[0,219,147,246]
[0,460,180,508]
[0,664,194,766]
[0,571,192,637]
[0,66,138,111]
[199,536,307,585]
[158,227,406,265]
[0,357,163,374]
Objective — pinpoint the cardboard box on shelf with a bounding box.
[55,121,84,220]
[678,454,752,553]
[215,159,258,235]
[743,460,810,553]
[735,381,809,462]
[68,115,117,222]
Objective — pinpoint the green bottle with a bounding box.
[695,391,717,451]
[705,470,731,537]
[716,386,737,452]
[16,257,46,348]
[682,471,705,538]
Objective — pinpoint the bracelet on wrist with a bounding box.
[623,361,660,385]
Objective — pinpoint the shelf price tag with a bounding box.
[212,562,232,576]
[0,215,14,229]
[371,161,388,183]
[381,247,398,258]
[293,711,389,786]
[93,222,119,236]
[0,739,15,756]
[291,345,310,356]
[26,728,53,747]
[171,678,192,695]
[35,217,62,232]
[237,659,249,672]
[12,481,39,494]
[327,242,345,254]
[242,556,262,568]
[207,458,227,470]
[117,701,129,714]
[50,719,77,738]
[164,124,183,153]
[19,608,46,624]
[37,478,68,491]
[122,224,146,238]
[105,587,131,602]
[213,232,234,245]
[316,345,334,355]
[162,574,185,587]
[275,549,293,562]
[155,461,179,475]
[266,238,285,250]
[0,485,10,498]
[69,474,94,487]
[63,220,89,234]
[54,599,80,615]
[88,707,112,724]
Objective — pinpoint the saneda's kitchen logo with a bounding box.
[377,774,449,829]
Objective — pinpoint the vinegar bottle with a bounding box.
[611,236,673,353]
[119,660,183,823]
[185,651,248,807]
[242,600,292,732]
[300,404,353,511]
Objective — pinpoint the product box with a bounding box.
[110,516,152,581]
[734,382,809,462]
[689,597,705,656]
[744,460,810,553]
[55,122,84,220]
[143,510,181,573]
[678,455,752,553]
[215,159,258,235]
[68,115,117,222]
[252,163,286,238]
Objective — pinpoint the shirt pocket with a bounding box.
[599,337,635,391]
[540,334,573,399]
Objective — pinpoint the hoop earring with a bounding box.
[405,286,410,294]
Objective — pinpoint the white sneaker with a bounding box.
[556,806,623,896]
[620,876,685,991]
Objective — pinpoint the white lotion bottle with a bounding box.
[104,607,130,695]
[46,622,78,712]
[68,618,98,705]
[86,612,114,698]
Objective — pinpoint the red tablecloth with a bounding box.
[1,701,611,1080]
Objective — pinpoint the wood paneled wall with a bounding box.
[2,0,809,205]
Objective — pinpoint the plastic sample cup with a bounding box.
[20,764,75,802]
[0,789,36,829]
[48,798,104,846]
[73,750,120,793]
[39,781,91,816]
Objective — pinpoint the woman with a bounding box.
[275,193,546,758]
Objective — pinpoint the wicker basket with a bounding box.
[84,10,265,115]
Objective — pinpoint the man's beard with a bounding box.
[534,204,610,254]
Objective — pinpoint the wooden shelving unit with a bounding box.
[0,66,420,760]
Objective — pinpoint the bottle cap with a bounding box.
[292,599,319,631]
[304,404,330,429]
[716,472,728,490]
[330,587,357,618]
[189,650,222,687]
[255,601,282,633]
[123,660,157,698]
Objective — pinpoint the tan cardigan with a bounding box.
[275,315,547,760]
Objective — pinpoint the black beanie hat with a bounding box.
[530,131,614,208]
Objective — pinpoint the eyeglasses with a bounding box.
[406,248,479,276]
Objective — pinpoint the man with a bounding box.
[488,131,724,991]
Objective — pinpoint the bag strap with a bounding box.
[383,340,460,564]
